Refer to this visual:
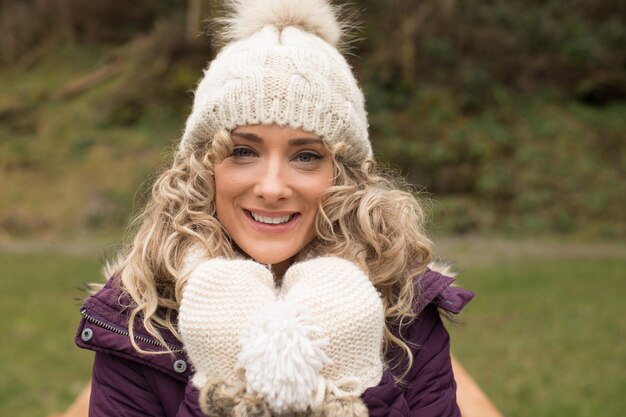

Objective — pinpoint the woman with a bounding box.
[76,0,474,416]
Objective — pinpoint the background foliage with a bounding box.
[1,0,625,240]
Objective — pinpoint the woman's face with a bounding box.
[214,124,334,274]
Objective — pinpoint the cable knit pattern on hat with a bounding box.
[180,0,371,162]
[178,258,276,388]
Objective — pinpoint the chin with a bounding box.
[240,243,307,266]
[247,251,294,266]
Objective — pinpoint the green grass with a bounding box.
[0,241,624,417]
[0,252,99,416]
[449,258,626,417]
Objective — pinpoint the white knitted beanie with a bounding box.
[180,0,371,162]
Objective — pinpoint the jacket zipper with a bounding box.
[80,308,183,352]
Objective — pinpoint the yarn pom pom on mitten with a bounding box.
[178,258,276,416]
[238,257,383,417]
[282,257,385,398]
[238,297,332,414]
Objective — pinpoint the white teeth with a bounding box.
[250,212,293,225]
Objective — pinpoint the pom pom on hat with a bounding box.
[220,0,343,46]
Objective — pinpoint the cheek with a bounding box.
[213,167,225,206]
[303,167,334,212]
[310,183,329,205]
[213,166,237,217]
[213,165,256,225]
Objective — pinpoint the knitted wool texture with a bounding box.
[238,299,331,413]
[179,255,384,414]
[178,258,276,388]
[179,0,371,162]
[238,256,384,413]
[280,257,384,397]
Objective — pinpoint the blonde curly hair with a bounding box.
[107,128,432,379]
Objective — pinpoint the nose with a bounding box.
[253,158,292,202]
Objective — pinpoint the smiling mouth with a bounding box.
[248,211,295,225]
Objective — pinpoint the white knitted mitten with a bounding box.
[238,256,384,417]
[179,258,276,416]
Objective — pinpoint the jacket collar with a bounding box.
[416,266,474,315]
[76,265,473,383]
[76,278,192,382]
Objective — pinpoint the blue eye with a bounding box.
[296,152,321,163]
[232,147,255,158]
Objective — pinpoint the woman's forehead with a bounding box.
[232,124,321,139]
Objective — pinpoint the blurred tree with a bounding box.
[186,0,204,44]
[58,0,76,41]
[0,0,17,64]
[0,0,624,237]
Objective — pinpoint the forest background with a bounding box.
[1,0,624,238]
[0,1,625,417]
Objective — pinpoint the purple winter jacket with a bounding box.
[75,267,474,417]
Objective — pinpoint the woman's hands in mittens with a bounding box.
[238,257,383,417]
[283,257,385,394]
[178,258,275,416]
[179,256,383,417]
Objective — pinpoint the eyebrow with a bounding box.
[231,131,323,146]
[289,137,324,146]
[231,131,262,143]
